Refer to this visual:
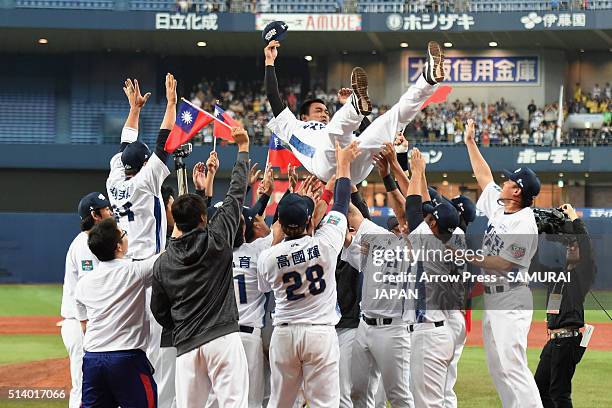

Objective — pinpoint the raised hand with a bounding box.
[206,151,219,175]
[324,175,337,192]
[165,73,177,105]
[231,127,249,149]
[373,153,390,177]
[264,40,280,65]
[258,165,275,196]
[560,203,578,221]
[288,163,299,193]
[464,118,475,145]
[123,78,151,109]
[380,142,398,165]
[337,88,353,105]
[192,162,207,190]
[248,161,262,186]
[409,147,426,174]
[336,140,362,165]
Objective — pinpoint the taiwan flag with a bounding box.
[213,105,239,142]
[165,101,213,153]
[268,133,301,173]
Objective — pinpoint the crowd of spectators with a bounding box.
[173,0,603,14]
[186,78,610,147]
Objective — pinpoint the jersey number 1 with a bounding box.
[283,265,326,301]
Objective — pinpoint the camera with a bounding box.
[173,143,193,159]
[533,208,575,244]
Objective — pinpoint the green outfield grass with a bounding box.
[0,335,66,365]
[0,285,62,316]
[456,346,612,407]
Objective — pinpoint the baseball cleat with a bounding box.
[350,67,372,116]
[424,41,445,85]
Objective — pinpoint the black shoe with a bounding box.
[423,41,445,85]
[350,67,372,116]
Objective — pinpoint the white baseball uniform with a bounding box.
[404,222,466,408]
[476,181,542,408]
[60,231,99,408]
[443,310,466,408]
[106,126,171,405]
[257,211,347,408]
[267,76,436,183]
[206,234,274,408]
[342,219,414,408]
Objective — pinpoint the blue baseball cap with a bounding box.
[121,141,151,171]
[423,201,460,236]
[428,187,442,206]
[451,195,476,224]
[262,21,288,43]
[78,192,110,219]
[277,193,314,229]
[502,167,541,206]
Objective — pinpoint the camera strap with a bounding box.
[547,281,565,315]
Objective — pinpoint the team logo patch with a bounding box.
[81,260,94,272]
[326,215,341,225]
[510,244,526,259]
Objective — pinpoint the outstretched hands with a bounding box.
[123,79,151,109]
[337,88,353,105]
[165,73,177,105]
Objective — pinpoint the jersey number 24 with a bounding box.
[282,265,326,301]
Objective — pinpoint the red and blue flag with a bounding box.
[268,133,301,173]
[165,101,213,153]
[213,104,239,141]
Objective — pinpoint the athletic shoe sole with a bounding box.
[351,67,372,116]
[427,41,445,83]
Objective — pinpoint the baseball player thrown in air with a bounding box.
[402,148,466,408]
[462,118,543,408]
[105,74,177,407]
[150,127,251,408]
[75,218,162,408]
[257,140,361,408]
[263,40,445,184]
[60,192,113,408]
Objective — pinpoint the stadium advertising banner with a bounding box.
[155,12,220,31]
[408,56,539,85]
[363,10,612,32]
[255,13,362,31]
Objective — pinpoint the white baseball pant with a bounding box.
[206,330,264,408]
[483,286,543,408]
[268,324,339,408]
[60,318,84,408]
[337,328,357,408]
[410,323,454,408]
[175,332,249,408]
[158,346,177,408]
[443,311,466,408]
[351,319,414,408]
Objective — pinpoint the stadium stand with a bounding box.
[15,0,114,9]
[0,92,56,144]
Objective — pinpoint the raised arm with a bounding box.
[381,142,410,196]
[152,73,178,166]
[264,40,286,117]
[204,151,219,205]
[405,148,426,233]
[252,165,274,216]
[464,118,493,190]
[332,141,361,216]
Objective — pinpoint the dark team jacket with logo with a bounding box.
[150,152,248,356]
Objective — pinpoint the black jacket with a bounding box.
[151,151,249,356]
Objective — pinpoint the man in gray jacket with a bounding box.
[151,127,250,408]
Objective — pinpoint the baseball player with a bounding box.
[75,218,161,407]
[60,192,113,408]
[257,141,360,407]
[464,119,543,408]
[342,204,413,408]
[106,74,177,406]
[444,194,477,408]
[263,40,445,183]
[402,149,466,407]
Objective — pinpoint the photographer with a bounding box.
[534,204,597,408]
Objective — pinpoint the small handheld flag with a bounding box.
[165,101,214,153]
[267,133,301,173]
[420,85,453,110]
[213,104,240,142]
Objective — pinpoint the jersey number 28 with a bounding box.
[282,265,326,301]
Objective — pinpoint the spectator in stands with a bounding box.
[528,99,537,118]
[520,128,530,145]
[605,82,611,99]
[574,83,582,101]
[533,126,544,145]
[176,0,193,13]
[593,83,601,99]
